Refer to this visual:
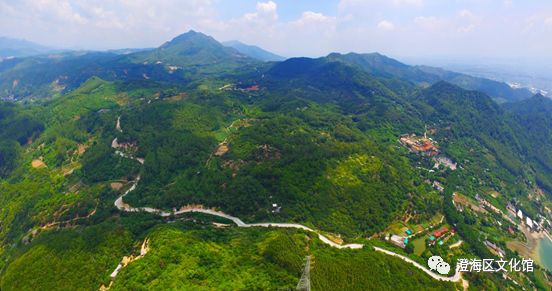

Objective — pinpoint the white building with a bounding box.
[390,235,406,249]
[526,217,534,229]
[517,210,523,220]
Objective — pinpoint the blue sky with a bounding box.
[1,0,552,60]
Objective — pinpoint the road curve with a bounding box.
[114,177,363,249]
[110,122,459,281]
[374,247,462,282]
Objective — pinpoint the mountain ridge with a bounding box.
[0,37,53,58]
[328,52,534,102]
[127,30,255,68]
[223,40,285,62]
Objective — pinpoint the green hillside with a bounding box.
[328,52,534,102]
[0,31,551,290]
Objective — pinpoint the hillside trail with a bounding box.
[109,116,463,283]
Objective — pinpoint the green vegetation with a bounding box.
[0,31,551,290]
[1,221,132,291]
[311,247,455,291]
[112,226,302,290]
[112,225,455,291]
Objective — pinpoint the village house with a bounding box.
[388,234,407,249]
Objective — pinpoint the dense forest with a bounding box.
[0,31,551,290]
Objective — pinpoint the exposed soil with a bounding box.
[31,159,46,168]
[110,182,124,191]
[77,144,87,155]
[214,143,229,156]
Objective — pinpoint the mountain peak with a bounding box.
[161,30,219,49]
[127,30,255,69]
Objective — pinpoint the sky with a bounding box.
[1,0,552,60]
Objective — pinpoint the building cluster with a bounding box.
[506,202,548,232]
[399,133,439,156]
[428,227,455,246]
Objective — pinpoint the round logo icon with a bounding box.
[428,255,450,275]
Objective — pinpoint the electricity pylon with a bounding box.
[296,255,311,291]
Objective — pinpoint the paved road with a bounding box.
[114,178,362,249]
[374,247,462,282]
[110,118,459,282]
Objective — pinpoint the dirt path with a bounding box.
[116,116,122,133]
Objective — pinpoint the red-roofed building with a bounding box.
[433,227,449,238]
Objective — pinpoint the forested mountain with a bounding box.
[0,31,258,99]
[0,31,551,290]
[505,95,552,191]
[223,40,285,62]
[328,52,534,102]
[0,37,53,58]
[128,31,255,68]
[0,32,533,104]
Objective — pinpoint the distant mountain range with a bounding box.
[0,37,54,58]
[223,40,285,62]
[326,52,534,102]
[0,31,538,102]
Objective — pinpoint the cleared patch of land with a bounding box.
[31,159,46,168]
[110,182,124,191]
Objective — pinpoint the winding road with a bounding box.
[113,175,363,250]
[110,117,462,283]
[374,247,461,282]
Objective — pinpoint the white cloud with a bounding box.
[257,1,277,14]
[0,0,220,49]
[244,1,278,21]
[32,0,88,25]
[377,20,395,31]
[1,0,552,59]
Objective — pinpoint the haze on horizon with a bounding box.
[1,0,552,62]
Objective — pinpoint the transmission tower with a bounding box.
[296,255,311,291]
